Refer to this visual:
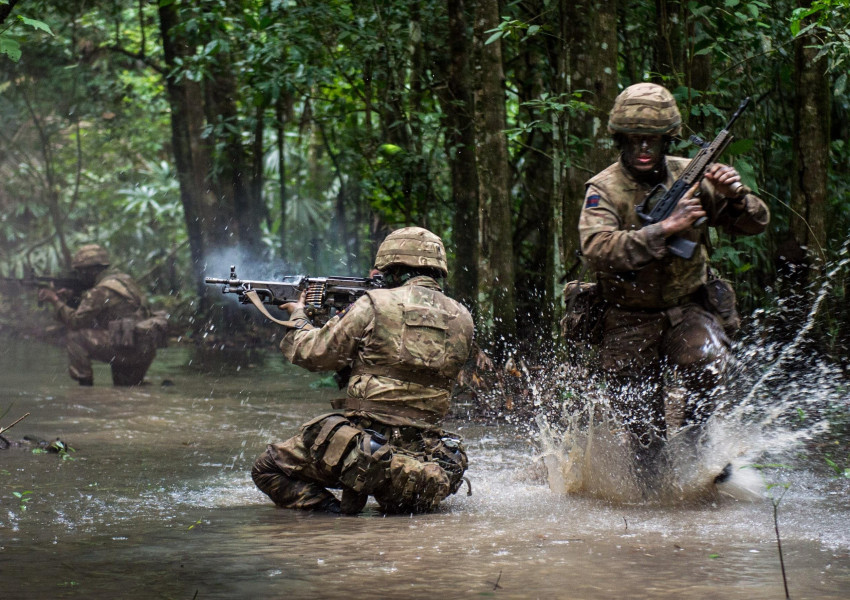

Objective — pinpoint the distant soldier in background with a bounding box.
[252,227,475,515]
[38,244,159,386]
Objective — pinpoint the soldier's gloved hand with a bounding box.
[705,163,745,200]
[38,288,60,305]
[279,290,307,314]
[660,182,705,237]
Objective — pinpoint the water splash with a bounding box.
[538,252,850,505]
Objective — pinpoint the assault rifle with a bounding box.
[204,266,384,326]
[635,97,751,260]
[0,270,88,307]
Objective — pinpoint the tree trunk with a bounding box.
[560,0,619,270]
[514,28,554,343]
[475,0,516,357]
[436,0,479,313]
[653,0,684,86]
[791,1,829,271]
[204,55,260,257]
[158,2,211,301]
[275,96,288,254]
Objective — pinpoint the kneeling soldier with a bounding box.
[38,244,159,386]
[252,227,475,514]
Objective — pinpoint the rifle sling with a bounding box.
[244,289,302,328]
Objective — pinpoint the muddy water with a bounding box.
[1,338,848,599]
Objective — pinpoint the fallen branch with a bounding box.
[0,412,30,436]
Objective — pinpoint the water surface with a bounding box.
[1,338,848,599]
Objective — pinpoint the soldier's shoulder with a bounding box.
[666,155,691,175]
[586,161,623,190]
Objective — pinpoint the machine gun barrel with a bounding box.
[204,266,383,325]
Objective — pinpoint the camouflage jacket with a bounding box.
[56,270,147,330]
[280,276,474,423]
[579,156,769,309]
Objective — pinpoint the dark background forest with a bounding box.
[1,0,849,361]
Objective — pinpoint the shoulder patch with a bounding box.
[585,194,600,208]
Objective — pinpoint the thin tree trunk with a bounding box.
[791,0,829,269]
[653,0,684,86]
[437,0,479,313]
[560,0,619,270]
[276,95,289,255]
[475,0,516,358]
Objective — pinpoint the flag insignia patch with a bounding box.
[585,194,600,208]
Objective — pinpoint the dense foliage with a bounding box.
[1,0,849,355]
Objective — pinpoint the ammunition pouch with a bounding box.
[560,280,606,345]
[338,430,393,494]
[108,317,138,350]
[701,272,740,336]
[135,311,169,349]
[377,454,451,513]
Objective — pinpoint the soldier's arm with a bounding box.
[701,164,770,235]
[579,186,669,272]
[279,294,373,372]
[711,192,770,235]
[55,287,108,329]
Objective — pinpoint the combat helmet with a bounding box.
[608,83,682,136]
[71,244,110,269]
[374,227,448,277]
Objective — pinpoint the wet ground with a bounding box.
[1,337,849,599]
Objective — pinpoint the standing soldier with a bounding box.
[577,83,770,477]
[252,227,475,515]
[38,244,159,386]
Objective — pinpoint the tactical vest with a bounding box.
[585,157,709,309]
[98,273,147,316]
[344,278,474,420]
[357,280,473,384]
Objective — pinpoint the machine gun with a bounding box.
[635,97,751,260]
[204,266,384,326]
[0,270,88,307]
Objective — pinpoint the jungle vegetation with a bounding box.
[1,0,849,360]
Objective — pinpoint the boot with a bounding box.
[340,489,368,515]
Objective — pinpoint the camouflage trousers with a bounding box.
[599,303,731,455]
[67,329,156,386]
[252,411,468,514]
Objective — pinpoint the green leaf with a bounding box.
[835,73,847,97]
[18,16,54,36]
[0,38,22,62]
[485,31,503,45]
[378,143,402,155]
[728,139,755,154]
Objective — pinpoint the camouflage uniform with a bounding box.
[580,158,769,445]
[253,229,475,514]
[579,91,770,455]
[55,266,155,386]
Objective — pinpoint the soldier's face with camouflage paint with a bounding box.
[75,266,102,288]
[621,134,665,172]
